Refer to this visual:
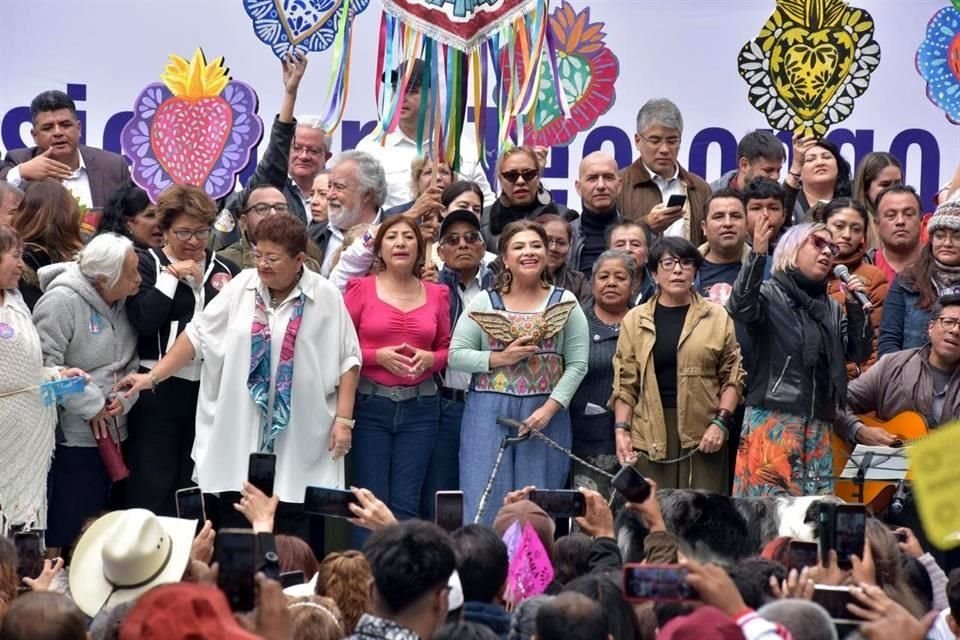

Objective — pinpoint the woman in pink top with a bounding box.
[344,215,450,543]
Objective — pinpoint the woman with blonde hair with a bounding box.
[288,595,345,640]
[728,221,873,496]
[13,179,84,310]
[316,550,373,634]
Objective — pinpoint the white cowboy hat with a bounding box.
[69,508,197,617]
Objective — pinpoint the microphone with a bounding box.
[890,481,908,515]
[833,265,872,311]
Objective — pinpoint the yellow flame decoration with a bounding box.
[160,48,230,99]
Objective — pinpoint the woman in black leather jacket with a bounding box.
[727,220,873,497]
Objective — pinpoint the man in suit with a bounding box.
[1,90,129,210]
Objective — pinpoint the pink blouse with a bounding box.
[344,276,451,387]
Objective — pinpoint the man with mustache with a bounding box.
[869,185,924,285]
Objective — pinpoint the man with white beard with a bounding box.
[311,150,387,276]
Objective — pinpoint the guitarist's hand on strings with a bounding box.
[855,425,898,447]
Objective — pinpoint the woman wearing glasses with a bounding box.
[728,221,873,497]
[611,238,744,494]
[534,213,592,301]
[480,146,576,250]
[125,184,240,516]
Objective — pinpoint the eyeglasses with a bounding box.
[441,231,483,246]
[932,229,960,243]
[658,257,696,271]
[639,135,681,148]
[245,202,289,215]
[292,144,326,157]
[252,253,285,266]
[500,169,539,184]
[171,228,212,242]
[935,317,960,331]
[547,238,570,249]
[808,235,840,257]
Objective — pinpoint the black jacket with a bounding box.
[727,251,872,421]
[126,248,240,364]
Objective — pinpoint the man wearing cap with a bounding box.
[420,209,496,519]
[355,60,494,209]
[350,520,457,640]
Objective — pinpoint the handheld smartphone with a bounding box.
[785,540,819,572]
[813,585,859,623]
[175,487,206,522]
[248,452,277,498]
[666,194,687,208]
[280,570,306,589]
[435,491,464,532]
[622,564,697,602]
[13,531,43,588]
[528,490,586,518]
[303,486,359,519]
[818,503,866,570]
[216,529,257,612]
[611,466,652,504]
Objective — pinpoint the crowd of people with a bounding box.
[1,48,960,640]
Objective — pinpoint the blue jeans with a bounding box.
[351,392,439,546]
[419,397,464,520]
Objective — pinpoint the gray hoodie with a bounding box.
[33,263,140,447]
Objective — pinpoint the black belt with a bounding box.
[440,387,468,403]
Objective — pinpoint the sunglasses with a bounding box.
[441,231,483,247]
[500,169,539,184]
[809,235,840,257]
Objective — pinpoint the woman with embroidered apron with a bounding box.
[0,226,85,532]
[450,220,588,525]
[118,214,361,539]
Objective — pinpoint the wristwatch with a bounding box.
[614,421,631,431]
[335,416,356,429]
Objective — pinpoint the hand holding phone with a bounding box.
[216,529,257,612]
[303,486,360,519]
[818,503,866,570]
[623,564,697,602]
[13,531,43,589]
[248,453,277,497]
[528,490,586,518]
[176,487,206,522]
[666,194,687,209]
[785,540,819,572]
[611,466,652,504]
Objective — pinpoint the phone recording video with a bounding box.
[813,585,860,623]
[622,564,697,602]
[435,491,464,532]
[14,531,43,589]
[303,486,359,519]
[175,487,206,524]
[216,529,257,612]
[611,466,652,503]
[528,490,586,519]
[819,503,866,570]
[784,540,819,572]
[248,452,277,497]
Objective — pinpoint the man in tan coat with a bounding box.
[616,98,712,246]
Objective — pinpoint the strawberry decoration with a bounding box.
[121,49,263,203]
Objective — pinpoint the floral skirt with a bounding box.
[733,406,833,497]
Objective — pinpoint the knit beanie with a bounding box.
[927,201,960,234]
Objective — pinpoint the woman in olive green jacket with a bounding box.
[610,238,745,494]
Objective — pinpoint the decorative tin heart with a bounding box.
[151,98,232,186]
[772,27,855,119]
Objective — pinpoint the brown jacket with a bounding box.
[616,159,713,246]
[610,292,745,459]
[827,258,888,379]
[835,345,960,442]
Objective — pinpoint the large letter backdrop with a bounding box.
[120,49,264,203]
[372,0,575,169]
[737,0,881,138]
[916,0,960,125]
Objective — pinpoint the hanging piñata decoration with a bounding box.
[737,0,881,137]
[916,1,960,124]
[120,49,264,203]
[373,0,574,169]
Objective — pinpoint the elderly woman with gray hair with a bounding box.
[727,221,873,497]
[569,250,636,496]
[33,233,142,550]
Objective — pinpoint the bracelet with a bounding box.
[335,416,356,429]
[149,372,160,390]
[716,408,735,428]
[710,417,729,437]
[614,421,631,431]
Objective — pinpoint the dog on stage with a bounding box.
[615,489,839,565]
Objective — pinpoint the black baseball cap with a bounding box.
[439,209,481,239]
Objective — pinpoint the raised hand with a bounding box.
[18,146,74,181]
[281,50,308,95]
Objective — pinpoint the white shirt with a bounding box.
[928,609,955,640]
[6,150,93,210]
[288,175,311,216]
[185,268,362,502]
[643,161,686,237]
[355,129,495,209]
[320,210,382,278]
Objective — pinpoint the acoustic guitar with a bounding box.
[830,411,929,510]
